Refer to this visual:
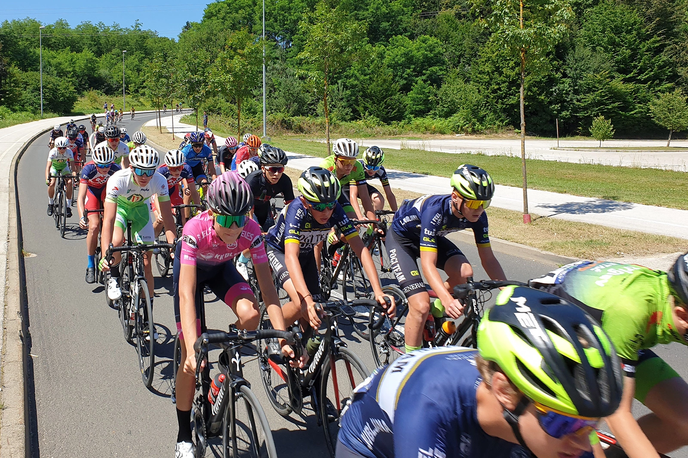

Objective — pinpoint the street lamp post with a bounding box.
[262,0,267,138]
[122,50,127,111]
[40,26,45,117]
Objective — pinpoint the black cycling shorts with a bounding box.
[266,244,323,302]
[386,229,464,298]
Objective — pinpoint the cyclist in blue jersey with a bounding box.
[265,166,395,331]
[337,286,624,458]
[180,131,216,183]
[388,164,506,354]
[350,146,398,212]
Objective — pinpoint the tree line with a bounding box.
[1,0,687,139]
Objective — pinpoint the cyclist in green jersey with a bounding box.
[529,254,688,458]
[45,136,75,217]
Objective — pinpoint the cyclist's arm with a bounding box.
[606,376,661,458]
[179,262,199,357]
[348,184,365,220]
[45,159,51,182]
[284,241,319,327]
[76,183,88,220]
[383,184,398,211]
[356,183,376,221]
[157,199,177,244]
[185,178,200,206]
[253,261,290,349]
[100,200,118,256]
[476,244,506,281]
[207,157,217,180]
[350,234,395,316]
[121,155,129,168]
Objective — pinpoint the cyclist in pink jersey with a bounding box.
[173,171,301,458]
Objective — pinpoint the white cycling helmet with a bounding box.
[129,145,160,170]
[132,131,147,145]
[98,126,105,133]
[237,159,259,178]
[332,138,359,157]
[120,127,127,133]
[54,137,69,148]
[242,133,252,143]
[92,144,116,165]
[54,124,60,130]
[164,149,185,167]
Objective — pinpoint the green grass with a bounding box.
[0,109,59,129]
[269,136,688,210]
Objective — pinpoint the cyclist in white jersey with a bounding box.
[45,136,75,217]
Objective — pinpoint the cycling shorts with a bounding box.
[172,242,254,338]
[190,163,208,183]
[386,229,464,298]
[634,350,680,403]
[169,186,183,207]
[366,183,382,198]
[114,204,155,244]
[84,187,105,212]
[266,244,323,302]
[50,165,72,177]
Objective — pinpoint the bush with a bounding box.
[589,115,615,146]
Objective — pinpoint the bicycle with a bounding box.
[257,298,373,458]
[49,173,71,237]
[106,220,173,388]
[153,204,203,278]
[368,278,526,368]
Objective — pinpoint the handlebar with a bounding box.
[106,242,174,257]
[375,210,395,216]
[452,279,527,299]
[172,204,204,210]
[193,329,298,354]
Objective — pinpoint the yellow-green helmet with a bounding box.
[450,164,495,200]
[297,166,341,203]
[477,286,623,418]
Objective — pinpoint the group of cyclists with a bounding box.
[41,118,688,458]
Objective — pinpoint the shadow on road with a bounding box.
[537,199,635,215]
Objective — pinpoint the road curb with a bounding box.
[1,125,54,458]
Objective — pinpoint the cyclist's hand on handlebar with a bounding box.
[377,294,396,319]
[45,179,50,186]
[444,298,465,320]
[183,352,205,377]
[281,343,307,369]
[98,257,110,272]
[307,301,322,329]
[79,216,88,229]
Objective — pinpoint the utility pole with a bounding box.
[40,26,45,117]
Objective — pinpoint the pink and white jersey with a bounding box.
[180,211,267,267]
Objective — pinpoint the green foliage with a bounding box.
[649,89,688,146]
[589,115,615,146]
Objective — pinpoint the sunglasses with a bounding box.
[57,147,67,150]
[133,168,156,177]
[107,138,119,142]
[308,201,337,212]
[214,213,247,228]
[463,198,491,210]
[95,162,113,168]
[199,181,210,187]
[168,166,183,172]
[192,143,203,148]
[265,166,284,174]
[365,164,381,172]
[336,157,357,165]
[534,402,599,439]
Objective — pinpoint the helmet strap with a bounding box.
[502,396,534,456]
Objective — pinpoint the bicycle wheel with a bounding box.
[223,384,278,458]
[369,285,408,368]
[319,248,334,301]
[345,256,373,340]
[320,347,370,458]
[134,278,155,388]
[60,184,68,237]
[171,332,182,404]
[154,234,171,277]
[256,307,300,418]
[53,186,62,229]
[118,255,134,343]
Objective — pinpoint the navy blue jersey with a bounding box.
[265,198,356,253]
[360,161,390,187]
[79,161,121,192]
[339,348,534,458]
[157,163,195,191]
[181,143,213,167]
[391,195,491,252]
[245,169,295,222]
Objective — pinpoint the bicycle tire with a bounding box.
[53,186,62,229]
[319,248,334,301]
[345,256,372,340]
[369,285,408,367]
[256,307,299,418]
[60,184,68,237]
[134,278,155,388]
[223,384,278,458]
[119,254,134,344]
[319,347,370,458]
[171,332,182,404]
[154,234,171,277]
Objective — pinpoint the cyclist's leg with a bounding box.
[634,350,688,454]
[367,184,385,212]
[131,206,156,299]
[207,261,259,330]
[436,238,472,292]
[267,247,302,324]
[63,168,74,201]
[85,190,102,256]
[386,230,426,350]
[47,166,58,200]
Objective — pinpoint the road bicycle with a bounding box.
[257,298,373,458]
[49,173,72,238]
[368,278,527,368]
[153,203,203,278]
[106,220,173,388]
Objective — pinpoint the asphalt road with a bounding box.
[17,115,688,457]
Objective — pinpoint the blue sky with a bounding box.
[0,0,214,39]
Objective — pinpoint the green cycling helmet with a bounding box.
[363,146,384,167]
[298,166,341,203]
[450,164,495,201]
[477,286,623,418]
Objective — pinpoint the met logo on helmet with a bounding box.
[510,296,548,343]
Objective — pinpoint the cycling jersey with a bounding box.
[392,195,491,252]
[49,129,64,141]
[338,347,535,458]
[67,138,84,161]
[218,145,237,169]
[157,163,195,191]
[181,143,213,168]
[361,162,390,187]
[233,145,256,167]
[530,261,686,375]
[120,134,131,143]
[265,199,356,253]
[95,140,129,165]
[244,169,295,225]
[47,147,74,171]
[179,211,267,268]
[80,161,121,193]
[320,155,367,186]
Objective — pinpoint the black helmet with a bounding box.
[206,171,254,216]
[259,145,288,166]
[66,128,78,140]
[450,164,495,201]
[104,125,120,139]
[297,166,341,203]
[668,252,688,306]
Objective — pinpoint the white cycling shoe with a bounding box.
[175,441,195,458]
[107,278,122,301]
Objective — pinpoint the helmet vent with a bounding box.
[516,359,556,398]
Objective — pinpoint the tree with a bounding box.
[589,115,615,146]
[470,0,573,223]
[209,30,263,137]
[145,55,175,133]
[649,89,688,147]
[297,2,366,152]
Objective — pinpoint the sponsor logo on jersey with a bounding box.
[182,235,197,248]
[128,194,145,203]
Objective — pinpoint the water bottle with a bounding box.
[332,249,342,268]
[430,298,445,318]
[208,373,226,405]
[423,315,436,343]
[434,320,457,346]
